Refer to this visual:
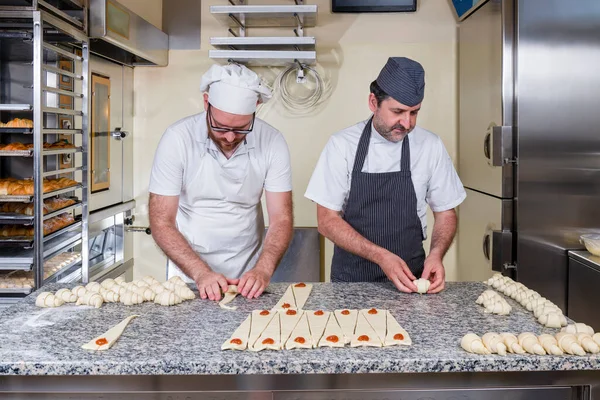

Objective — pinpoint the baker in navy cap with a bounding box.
[305,56,466,294]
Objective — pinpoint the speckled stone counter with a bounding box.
[0,282,599,376]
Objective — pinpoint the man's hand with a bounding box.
[194,270,230,301]
[238,266,271,299]
[379,253,418,293]
[422,255,446,293]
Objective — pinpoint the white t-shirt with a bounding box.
[149,112,292,197]
[304,119,466,239]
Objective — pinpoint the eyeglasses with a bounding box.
[207,104,255,135]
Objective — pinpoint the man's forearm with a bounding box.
[256,216,293,274]
[319,211,388,264]
[429,209,457,259]
[151,224,210,280]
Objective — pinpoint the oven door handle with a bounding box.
[112,127,129,140]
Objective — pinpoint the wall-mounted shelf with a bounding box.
[209,5,318,28]
[210,36,316,51]
[209,50,316,66]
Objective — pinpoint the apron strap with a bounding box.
[351,116,374,173]
[400,134,411,172]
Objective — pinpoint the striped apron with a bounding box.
[331,117,426,282]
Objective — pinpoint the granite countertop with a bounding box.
[0,282,599,375]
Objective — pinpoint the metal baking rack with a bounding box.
[0,4,89,304]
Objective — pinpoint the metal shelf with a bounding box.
[0,183,82,203]
[0,146,80,157]
[0,128,33,134]
[0,104,32,111]
[210,36,316,50]
[42,107,82,116]
[0,286,32,295]
[210,5,318,28]
[0,218,82,249]
[42,252,82,284]
[0,230,82,267]
[0,200,81,225]
[209,49,316,66]
[42,128,82,135]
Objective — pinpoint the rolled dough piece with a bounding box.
[55,288,77,303]
[279,309,303,348]
[114,276,126,285]
[334,309,358,344]
[252,312,281,352]
[351,312,382,347]
[167,275,187,287]
[384,310,412,346]
[101,278,117,289]
[120,290,143,306]
[221,314,251,351]
[291,282,312,310]
[272,285,297,311]
[154,290,182,306]
[248,309,276,350]
[285,312,312,350]
[81,315,139,351]
[318,312,345,348]
[85,281,102,293]
[76,291,103,308]
[71,285,87,298]
[361,308,386,343]
[219,285,239,310]
[142,275,159,285]
[413,278,430,294]
[173,284,195,301]
[306,310,330,348]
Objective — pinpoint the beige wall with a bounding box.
[121,0,460,282]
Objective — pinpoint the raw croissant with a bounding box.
[114,276,126,285]
[461,333,490,354]
[99,287,120,302]
[525,297,549,312]
[162,281,179,292]
[35,292,64,307]
[71,285,87,298]
[593,333,600,347]
[576,333,600,354]
[154,290,182,306]
[150,283,167,294]
[413,278,430,294]
[85,281,102,293]
[172,284,195,300]
[120,290,144,305]
[482,332,507,355]
[538,334,564,355]
[555,332,586,356]
[135,280,150,288]
[76,291,103,308]
[112,285,129,296]
[167,275,187,287]
[101,278,117,289]
[55,288,77,303]
[132,285,156,301]
[538,312,567,328]
[518,332,546,355]
[500,332,526,354]
[483,300,511,315]
[476,290,498,304]
[121,282,139,291]
[142,275,159,285]
[561,323,594,336]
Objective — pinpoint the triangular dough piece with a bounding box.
[252,313,281,351]
[221,314,251,351]
[291,282,313,309]
[351,312,382,347]
[361,308,387,343]
[334,309,358,344]
[81,315,139,351]
[272,285,297,311]
[384,310,412,346]
[279,308,303,348]
[285,312,312,350]
[318,312,345,348]
[248,309,275,349]
[306,310,331,348]
[219,285,239,310]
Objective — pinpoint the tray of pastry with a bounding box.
[0,118,33,135]
[0,213,81,248]
[0,141,78,157]
[0,178,80,203]
[0,197,80,224]
[0,251,81,294]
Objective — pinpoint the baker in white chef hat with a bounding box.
[148,63,294,302]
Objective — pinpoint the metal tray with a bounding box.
[0,199,81,224]
[0,128,33,134]
[0,183,81,203]
[0,217,82,248]
[0,146,79,157]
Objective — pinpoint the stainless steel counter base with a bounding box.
[0,371,599,399]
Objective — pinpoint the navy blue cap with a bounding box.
[375,57,425,107]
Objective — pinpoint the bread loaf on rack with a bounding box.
[0,178,77,196]
[0,118,33,128]
[0,197,76,216]
[0,213,75,237]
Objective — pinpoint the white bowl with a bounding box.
[580,234,600,256]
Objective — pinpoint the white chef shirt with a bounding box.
[304,119,466,239]
[149,112,292,197]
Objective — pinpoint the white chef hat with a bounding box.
[199,63,272,115]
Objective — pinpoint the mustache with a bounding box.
[389,125,407,132]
